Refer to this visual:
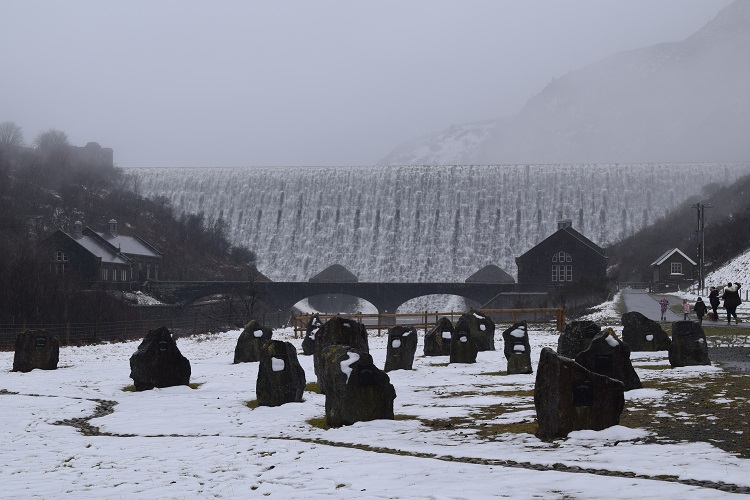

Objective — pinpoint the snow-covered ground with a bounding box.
[2,324,749,498]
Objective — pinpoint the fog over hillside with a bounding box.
[380,0,750,166]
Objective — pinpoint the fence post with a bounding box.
[66,322,70,346]
[377,314,381,336]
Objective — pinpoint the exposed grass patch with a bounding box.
[305,382,321,394]
[306,416,330,430]
[620,370,750,458]
[188,382,202,390]
[394,414,419,421]
[479,371,507,376]
[637,364,672,371]
[122,385,136,392]
[245,400,259,410]
[336,484,346,489]
[476,421,539,439]
[430,362,450,367]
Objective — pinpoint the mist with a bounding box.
[0,0,732,167]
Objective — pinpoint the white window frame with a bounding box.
[101,268,108,281]
[670,262,683,275]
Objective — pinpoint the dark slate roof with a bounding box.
[309,264,358,283]
[465,265,515,284]
[516,226,606,261]
[651,248,697,266]
[47,230,130,265]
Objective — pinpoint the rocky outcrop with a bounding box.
[423,317,453,356]
[575,328,642,391]
[12,330,60,373]
[256,340,306,407]
[502,321,532,375]
[668,321,711,367]
[234,320,273,363]
[621,311,671,351]
[129,326,191,391]
[313,316,369,394]
[535,347,625,440]
[557,321,601,358]
[321,345,396,427]
[384,326,418,372]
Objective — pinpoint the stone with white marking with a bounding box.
[502,321,532,374]
[234,320,273,363]
[384,325,418,372]
[257,339,306,407]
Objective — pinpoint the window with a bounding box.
[154,264,159,280]
[55,251,68,262]
[147,263,151,279]
[121,269,128,282]
[670,262,683,275]
[101,268,108,281]
[551,252,573,282]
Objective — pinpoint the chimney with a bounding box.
[108,219,118,237]
[558,219,572,230]
[73,221,83,239]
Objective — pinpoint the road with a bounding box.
[621,289,682,322]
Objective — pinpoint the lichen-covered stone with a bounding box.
[423,317,453,356]
[256,340,306,407]
[621,311,672,351]
[301,314,323,356]
[458,309,495,351]
[129,326,191,391]
[450,319,478,364]
[384,326,418,372]
[322,345,396,427]
[234,320,273,363]
[313,316,369,394]
[575,328,642,391]
[535,347,625,440]
[557,321,601,358]
[12,330,59,373]
[668,321,711,367]
[502,321,532,374]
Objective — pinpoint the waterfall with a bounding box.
[129,163,749,283]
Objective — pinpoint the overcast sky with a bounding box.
[1,0,733,167]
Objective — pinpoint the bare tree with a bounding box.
[34,128,69,151]
[0,121,24,148]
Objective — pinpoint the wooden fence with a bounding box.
[291,308,565,338]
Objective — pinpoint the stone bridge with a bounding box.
[146,281,547,317]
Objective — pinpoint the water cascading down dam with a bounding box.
[130,163,746,304]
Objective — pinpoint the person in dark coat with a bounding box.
[708,286,721,321]
[693,297,707,325]
[720,282,742,325]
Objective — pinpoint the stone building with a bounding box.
[515,219,607,287]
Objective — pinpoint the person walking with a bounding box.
[709,286,721,321]
[683,299,690,320]
[694,297,707,325]
[721,282,742,325]
[659,297,670,321]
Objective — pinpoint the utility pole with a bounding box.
[691,202,713,290]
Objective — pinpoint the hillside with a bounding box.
[379,0,750,165]
[0,137,258,324]
[607,169,750,282]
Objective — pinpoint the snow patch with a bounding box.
[340,352,360,383]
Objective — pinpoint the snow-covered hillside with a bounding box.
[379,0,750,166]
[706,248,750,290]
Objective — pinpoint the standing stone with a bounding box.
[384,326,418,372]
[423,317,454,356]
[621,311,672,351]
[575,328,642,391]
[129,326,191,391]
[557,321,601,358]
[535,347,625,440]
[301,314,323,356]
[458,309,496,351]
[668,321,711,367]
[313,316,369,394]
[450,319,478,364]
[234,320,273,363]
[321,345,396,428]
[502,321,532,374]
[256,340,306,407]
[12,330,60,373]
